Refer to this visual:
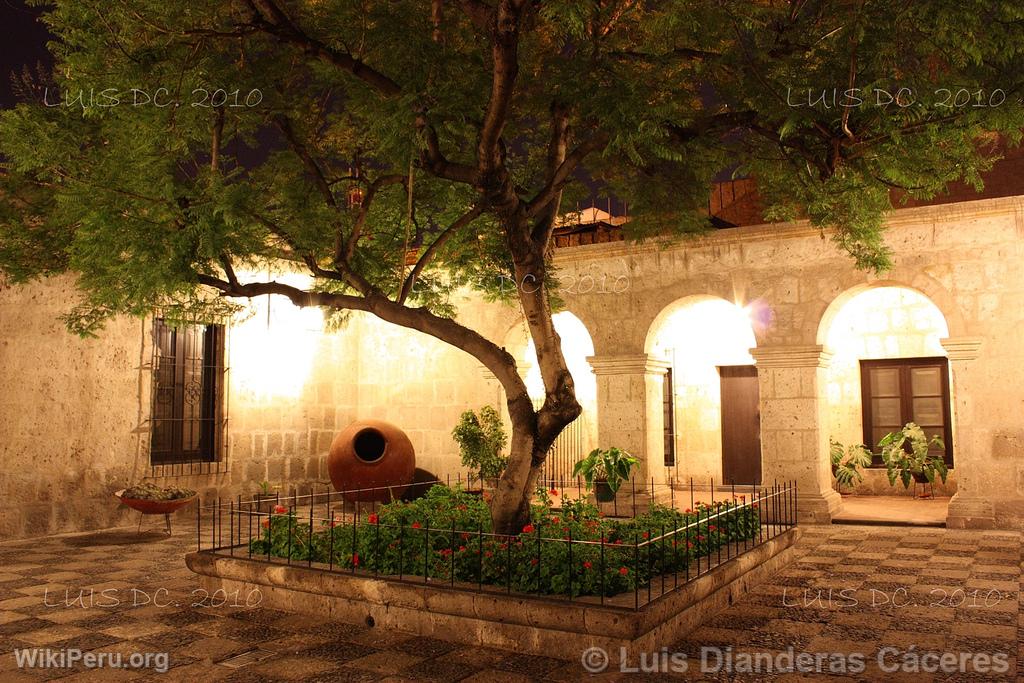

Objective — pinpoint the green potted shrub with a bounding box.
[452,406,508,488]
[879,422,948,490]
[829,439,872,493]
[572,447,639,502]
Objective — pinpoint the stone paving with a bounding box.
[0,524,1020,681]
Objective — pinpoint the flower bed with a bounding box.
[248,485,760,598]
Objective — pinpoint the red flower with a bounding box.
[583,561,592,570]
[708,525,717,532]
[273,505,287,514]
[411,521,422,529]
[641,531,650,540]
[549,489,559,497]
[522,524,535,534]
[752,503,759,509]
[484,551,493,558]
[459,546,466,552]
[531,558,538,565]
[368,513,379,525]
[461,532,471,541]
[619,567,629,576]
[352,553,360,567]
[261,519,270,529]
[551,517,560,524]
[687,541,694,549]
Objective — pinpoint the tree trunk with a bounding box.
[486,211,582,534]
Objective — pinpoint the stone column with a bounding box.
[941,337,995,528]
[750,345,840,523]
[587,354,671,507]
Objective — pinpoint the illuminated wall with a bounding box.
[647,297,757,483]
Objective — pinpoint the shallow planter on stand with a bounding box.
[114,490,197,534]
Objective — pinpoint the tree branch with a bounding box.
[399,204,483,303]
[477,0,525,176]
[415,111,478,184]
[525,131,610,224]
[245,0,402,96]
[343,174,409,262]
[197,272,530,401]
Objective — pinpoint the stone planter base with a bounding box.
[186,528,799,665]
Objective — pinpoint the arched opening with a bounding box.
[820,285,955,495]
[502,312,598,481]
[646,296,759,484]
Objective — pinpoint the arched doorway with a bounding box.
[646,296,759,485]
[820,285,954,497]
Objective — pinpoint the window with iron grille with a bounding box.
[860,357,953,467]
[150,318,225,465]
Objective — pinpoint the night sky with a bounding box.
[0,0,52,109]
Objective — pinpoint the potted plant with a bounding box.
[572,447,639,502]
[452,406,508,489]
[879,422,948,490]
[829,439,872,493]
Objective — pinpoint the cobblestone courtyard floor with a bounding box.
[0,524,1020,681]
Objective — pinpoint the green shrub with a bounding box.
[451,406,508,480]
[249,485,761,598]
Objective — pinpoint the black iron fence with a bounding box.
[196,478,797,611]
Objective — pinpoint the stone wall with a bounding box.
[553,195,1024,527]
[0,276,515,538]
[4,194,1024,535]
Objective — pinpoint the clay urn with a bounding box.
[327,419,416,502]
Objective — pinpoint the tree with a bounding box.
[1,0,1022,533]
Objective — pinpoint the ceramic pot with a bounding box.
[594,479,616,502]
[327,420,416,502]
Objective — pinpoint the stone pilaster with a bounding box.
[587,355,671,507]
[750,344,841,523]
[940,337,995,528]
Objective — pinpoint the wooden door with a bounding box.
[720,365,761,485]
